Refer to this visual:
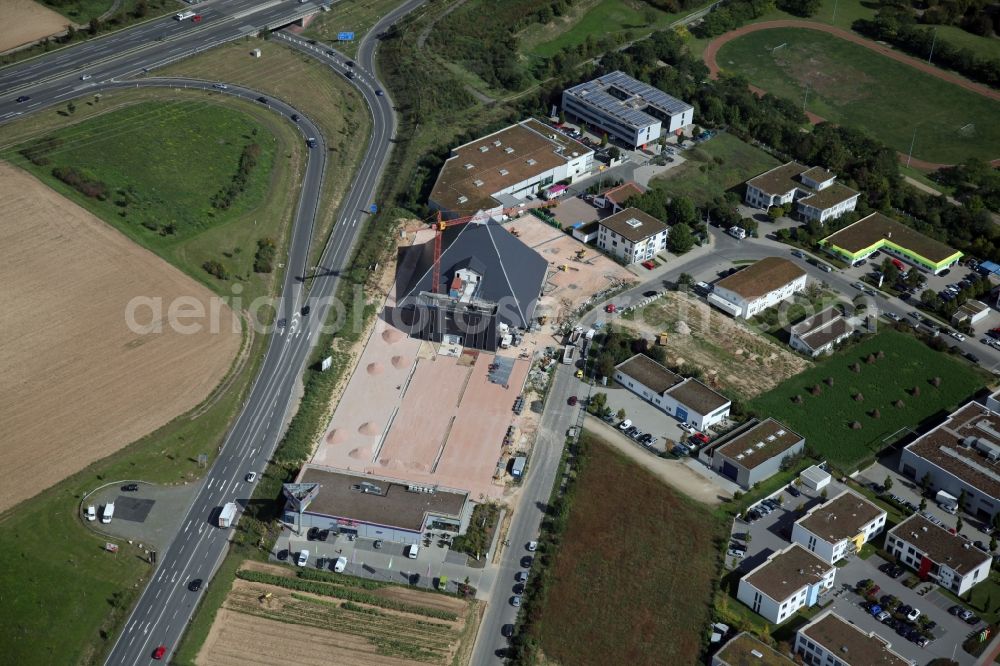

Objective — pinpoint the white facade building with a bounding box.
[596,207,669,264]
[612,354,730,430]
[562,71,693,149]
[795,611,912,666]
[886,515,991,596]
[745,162,859,223]
[788,307,853,358]
[708,257,808,319]
[792,490,887,564]
[737,544,836,624]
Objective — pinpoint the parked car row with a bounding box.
[860,599,931,648]
[877,561,905,579]
[949,604,982,625]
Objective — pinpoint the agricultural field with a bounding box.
[748,329,988,471]
[196,563,478,665]
[2,94,300,302]
[0,0,71,52]
[620,291,810,400]
[160,40,371,268]
[714,28,1000,164]
[650,133,780,206]
[526,432,722,665]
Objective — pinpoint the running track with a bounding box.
[702,20,1000,169]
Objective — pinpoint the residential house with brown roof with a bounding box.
[795,611,913,666]
[428,118,594,218]
[898,400,1000,521]
[745,161,859,223]
[613,354,731,430]
[708,257,808,319]
[886,514,991,595]
[710,418,805,489]
[737,543,837,624]
[596,207,669,264]
[792,490,887,563]
[789,307,854,358]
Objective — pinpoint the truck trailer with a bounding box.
[218,502,238,528]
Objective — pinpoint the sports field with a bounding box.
[715,28,1000,164]
[525,432,722,665]
[748,330,987,471]
[650,133,780,206]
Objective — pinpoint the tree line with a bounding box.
[212,143,261,210]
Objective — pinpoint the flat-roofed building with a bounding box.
[886,514,991,595]
[899,400,1000,521]
[596,207,669,264]
[282,466,472,545]
[613,354,731,430]
[952,299,990,327]
[792,490,887,563]
[744,162,859,223]
[561,71,693,149]
[820,212,962,275]
[710,418,805,489]
[712,632,796,666]
[795,611,913,666]
[789,307,854,357]
[428,118,593,218]
[709,257,808,319]
[737,544,836,624]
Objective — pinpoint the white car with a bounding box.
[333,556,348,573]
[527,541,538,552]
[296,549,309,566]
[212,83,228,89]
[950,331,966,342]
[906,607,921,622]
[79,73,92,80]
[86,505,96,521]
[245,472,257,483]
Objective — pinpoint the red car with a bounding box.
[604,303,617,313]
[567,396,578,406]
[642,260,656,270]
[153,646,167,660]
[191,14,203,22]
[690,432,710,444]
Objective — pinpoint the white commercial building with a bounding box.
[612,354,730,430]
[886,514,991,596]
[795,611,913,666]
[745,162,859,223]
[428,118,593,218]
[596,207,669,264]
[561,71,693,149]
[737,544,836,624]
[792,490,887,564]
[709,418,805,489]
[788,307,853,358]
[708,257,808,319]
[799,465,831,491]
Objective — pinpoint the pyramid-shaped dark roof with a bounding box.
[400,220,548,329]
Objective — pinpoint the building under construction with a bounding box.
[396,218,548,351]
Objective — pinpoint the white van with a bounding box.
[333,556,348,572]
[86,505,96,521]
[407,544,419,559]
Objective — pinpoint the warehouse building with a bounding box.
[788,307,853,358]
[820,212,962,274]
[744,162,859,223]
[709,418,804,489]
[737,543,836,624]
[792,490,887,564]
[613,354,731,430]
[396,219,549,351]
[282,467,472,545]
[562,71,693,149]
[898,400,1000,521]
[886,514,991,595]
[795,611,912,666]
[428,118,593,218]
[596,207,669,264]
[708,257,807,319]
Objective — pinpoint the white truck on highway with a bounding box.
[218,502,238,528]
[936,490,959,514]
[101,503,114,524]
[175,10,195,20]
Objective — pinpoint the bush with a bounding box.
[19,136,62,166]
[212,143,261,210]
[253,237,277,273]
[202,259,230,280]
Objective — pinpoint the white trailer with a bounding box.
[936,490,958,514]
[218,502,238,528]
[175,10,196,20]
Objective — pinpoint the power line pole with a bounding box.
[928,27,938,65]
[831,0,839,24]
[906,128,917,168]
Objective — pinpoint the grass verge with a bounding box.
[303,0,403,59]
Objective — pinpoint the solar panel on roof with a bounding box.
[565,71,692,129]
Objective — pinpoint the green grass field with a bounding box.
[649,133,780,205]
[748,330,987,471]
[304,0,401,58]
[931,25,1000,62]
[41,0,114,22]
[521,0,712,58]
[530,432,722,665]
[715,28,1000,164]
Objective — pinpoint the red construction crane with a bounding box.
[429,207,526,294]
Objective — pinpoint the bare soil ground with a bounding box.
[198,566,474,666]
[621,291,810,399]
[0,0,69,53]
[0,162,240,511]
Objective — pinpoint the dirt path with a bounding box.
[702,20,1000,169]
[585,415,728,505]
